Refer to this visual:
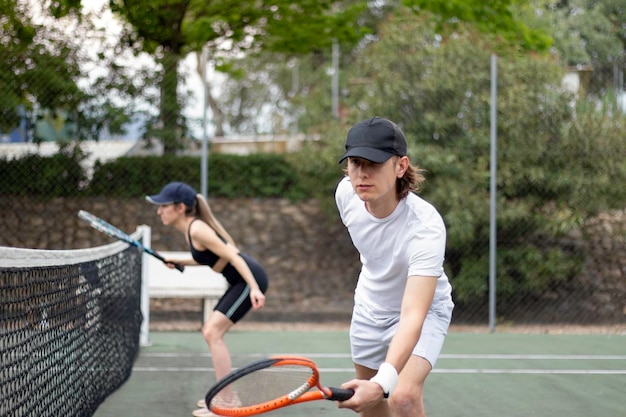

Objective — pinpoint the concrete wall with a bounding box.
[1,197,624,324]
[2,196,360,321]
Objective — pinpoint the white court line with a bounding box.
[441,354,626,360]
[142,352,626,360]
[136,352,626,374]
[132,366,626,375]
[432,369,626,375]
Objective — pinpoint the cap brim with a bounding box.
[338,147,395,164]
[145,195,175,205]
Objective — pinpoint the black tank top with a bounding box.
[188,218,227,268]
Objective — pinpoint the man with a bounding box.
[335,117,454,417]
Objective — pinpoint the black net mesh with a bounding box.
[0,242,143,417]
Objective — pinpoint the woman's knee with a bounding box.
[201,322,216,342]
[202,314,231,344]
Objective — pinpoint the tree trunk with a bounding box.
[159,51,183,154]
[195,51,225,137]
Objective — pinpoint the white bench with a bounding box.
[146,251,227,324]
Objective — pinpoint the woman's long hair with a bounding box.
[186,194,237,247]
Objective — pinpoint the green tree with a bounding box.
[55,0,367,153]
[334,8,626,311]
[215,0,556,137]
[403,0,552,51]
[0,1,83,140]
[527,0,625,95]
[1,0,134,142]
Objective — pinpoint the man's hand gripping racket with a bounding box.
[205,355,354,416]
[78,210,184,272]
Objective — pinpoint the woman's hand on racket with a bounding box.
[249,287,265,309]
[163,258,183,269]
[337,379,385,413]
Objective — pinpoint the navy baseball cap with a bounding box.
[146,182,197,206]
[339,117,407,164]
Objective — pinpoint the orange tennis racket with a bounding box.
[205,355,354,416]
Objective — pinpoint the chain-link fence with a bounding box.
[1,9,625,328]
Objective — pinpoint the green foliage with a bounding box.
[257,1,370,54]
[339,9,626,308]
[1,151,311,200]
[528,0,626,95]
[0,0,134,141]
[452,241,584,304]
[212,2,397,135]
[403,0,552,51]
[88,155,198,197]
[0,144,86,197]
[287,124,349,216]
[549,104,626,214]
[102,0,367,152]
[88,153,309,200]
[207,153,308,199]
[0,1,82,136]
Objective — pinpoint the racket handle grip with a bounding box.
[174,263,185,272]
[327,387,354,401]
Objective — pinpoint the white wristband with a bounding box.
[369,362,398,398]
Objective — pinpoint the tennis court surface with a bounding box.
[93,328,625,417]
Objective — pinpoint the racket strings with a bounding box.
[209,364,314,409]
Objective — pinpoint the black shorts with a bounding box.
[214,253,268,323]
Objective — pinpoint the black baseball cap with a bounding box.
[338,117,407,164]
[146,182,197,206]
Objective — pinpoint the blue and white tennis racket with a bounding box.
[78,210,184,272]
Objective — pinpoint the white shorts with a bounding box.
[349,295,453,369]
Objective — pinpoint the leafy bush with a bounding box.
[88,152,310,200]
[208,153,308,199]
[0,143,85,197]
[338,10,626,310]
[89,155,203,198]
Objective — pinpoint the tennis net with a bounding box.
[0,232,144,417]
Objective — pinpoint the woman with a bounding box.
[334,117,454,417]
[146,181,268,417]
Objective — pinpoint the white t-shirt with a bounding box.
[335,176,453,315]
